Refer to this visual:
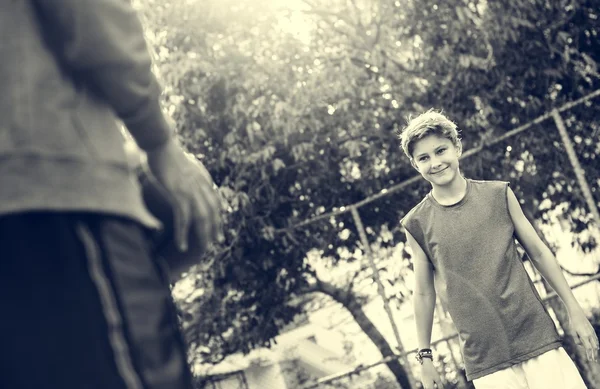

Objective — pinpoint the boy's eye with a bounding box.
[418,156,429,162]
[436,148,446,155]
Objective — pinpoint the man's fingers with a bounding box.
[190,181,222,250]
[582,334,594,362]
[202,177,224,241]
[586,334,598,362]
[577,332,597,362]
[173,196,191,252]
[211,186,225,243]
[590,329,600,350]
[169,157,224,254]
[584,339,594,362]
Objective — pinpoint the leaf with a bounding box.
[261,145,276,162]
[223,132,236,146]
[145,0,600,374]
[510,16,535,29]
[543,68,563,78]
[582,53,598,72]
[218,186,236,200]
[272,158,286,173]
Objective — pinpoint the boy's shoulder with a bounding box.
[469,178,509,188]
[469,178,511,196]
[400,195,431,226]
[400,179,510,224]
[400,179,511,224]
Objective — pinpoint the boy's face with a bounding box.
[411,134,462,187]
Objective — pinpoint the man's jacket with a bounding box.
[0,0,172,227]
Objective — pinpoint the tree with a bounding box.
[136,0,420,386]
[134,0,600,387]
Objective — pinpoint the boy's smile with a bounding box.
[431,166,449,175]
[411,134,461,187]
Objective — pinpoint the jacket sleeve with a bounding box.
[32,0,173,151]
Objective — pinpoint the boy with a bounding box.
[398,110,596,389]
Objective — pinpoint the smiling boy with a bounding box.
[399,110,596,389]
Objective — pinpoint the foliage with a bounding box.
[136,0,600,378]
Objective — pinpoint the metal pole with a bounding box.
[303,273,600,388]
[350,206,416,389]
[551,109,600,226]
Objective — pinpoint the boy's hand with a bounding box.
[567,307,599,362]
[419,359,443,389]
[146,138,223,253]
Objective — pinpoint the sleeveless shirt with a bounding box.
[402,179,561,380]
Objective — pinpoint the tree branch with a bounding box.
[296,279,321,295]
[348,0,366,33]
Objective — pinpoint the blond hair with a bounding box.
[398,109,461,159]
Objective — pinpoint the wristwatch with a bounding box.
[415,348,433,365]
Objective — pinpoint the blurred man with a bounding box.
[0,1,222,388]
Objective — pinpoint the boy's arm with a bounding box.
[405,230,437,349]
[406,230,443,389]
[33,0,172,151]
[507,187,598,360]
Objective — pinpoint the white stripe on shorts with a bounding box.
[76,223,144,389]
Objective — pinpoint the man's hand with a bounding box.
[419,359,443,389]
[146,138,223,254]
[567,307,599,362]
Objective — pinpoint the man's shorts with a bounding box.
[473,347,587,389]
[0,212,194,389]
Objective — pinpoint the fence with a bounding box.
[295,89,600,389]
[302,272,600,389]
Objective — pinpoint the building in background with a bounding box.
[195,321,374,389]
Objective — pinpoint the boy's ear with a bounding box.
[410,158,420,171]
[456,142,463,157]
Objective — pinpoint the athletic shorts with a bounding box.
[473,347,587,389]
[0,212,194,389]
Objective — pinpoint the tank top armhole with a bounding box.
[401,218,435,269]
[502,181,511,221]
